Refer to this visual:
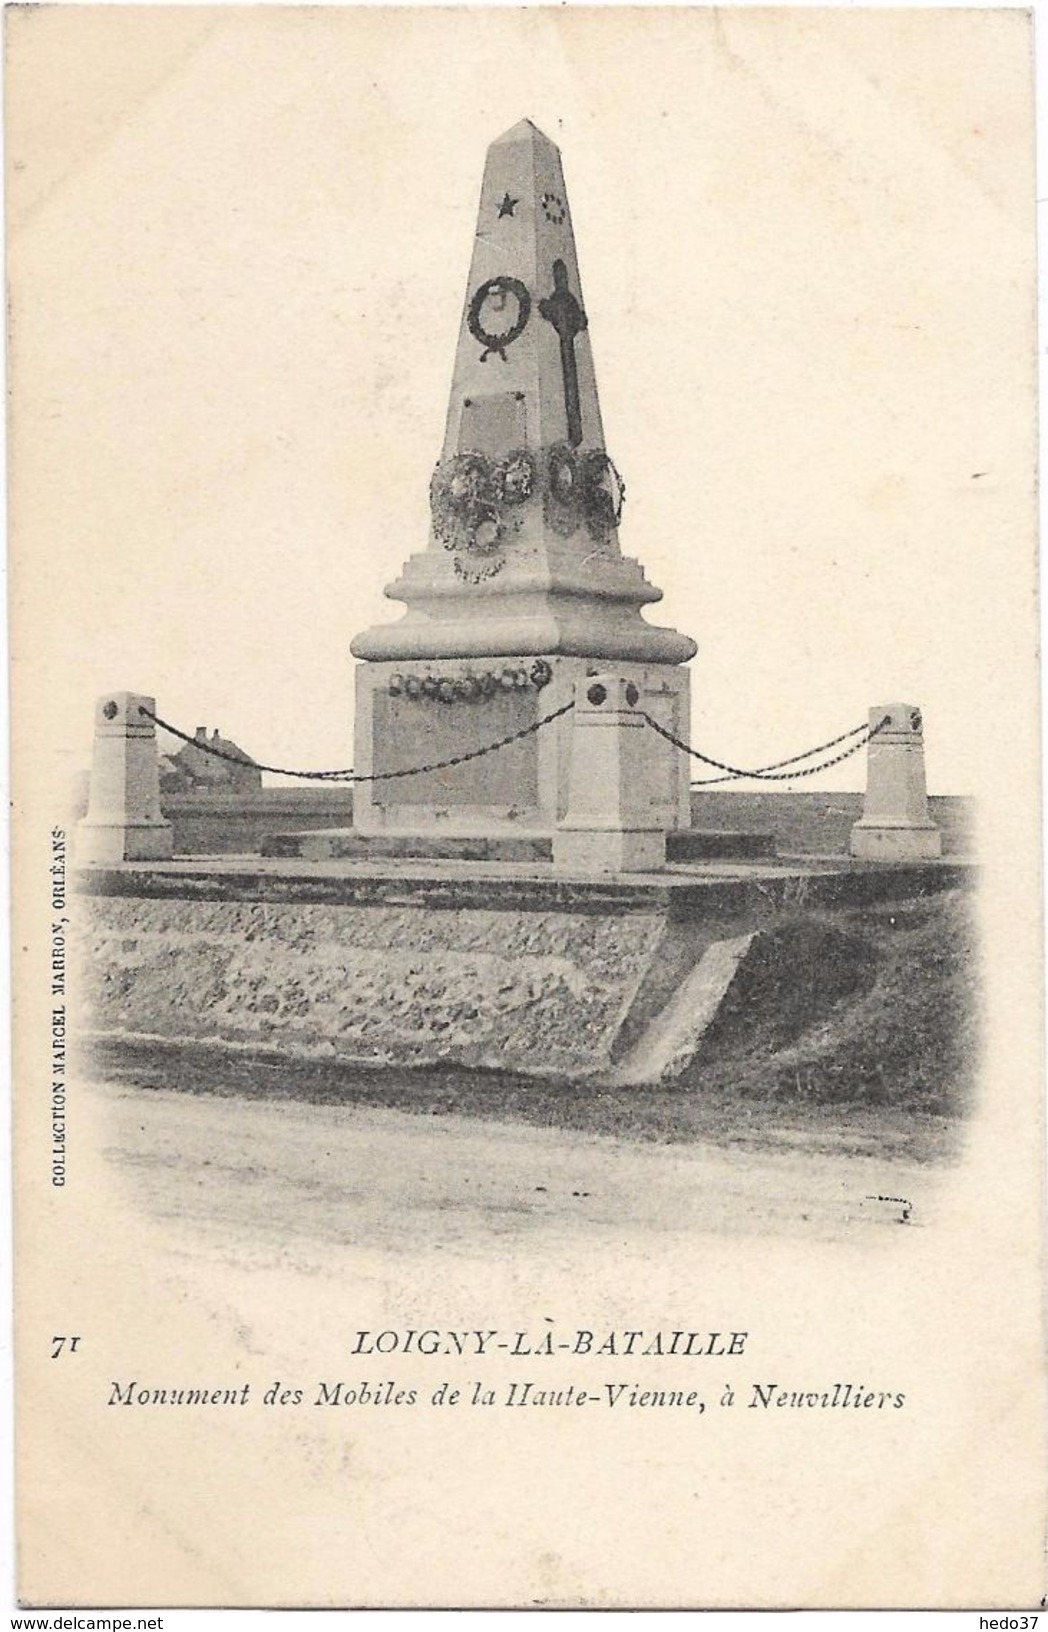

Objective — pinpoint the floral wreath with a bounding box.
[543,443,580,536]
[429,453,500,554]
[498,449,535,508]
[430,444,624,557]
[429,449,537,576]
[580,450,626,541]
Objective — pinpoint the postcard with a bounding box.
[9,5,1045,1609]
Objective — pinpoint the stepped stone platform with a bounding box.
[78,852,971,909]
[259,827,777,864]
[75,853,973,1087]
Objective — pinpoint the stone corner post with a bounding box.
[553,674,668,874]
[849,703,942,862]
[76,692,174,864]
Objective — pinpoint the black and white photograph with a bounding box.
[8,4,1045,1611]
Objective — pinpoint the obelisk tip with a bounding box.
[490,117,560,153]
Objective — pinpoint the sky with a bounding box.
[8,6,1038,795]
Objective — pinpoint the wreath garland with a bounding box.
[499,449,535,507]
[429,443,624,564]
[544,443,580,537]
[454,553,505,584]
[580,450,626,542]
[429,450,538,579]
[429,453,496,554]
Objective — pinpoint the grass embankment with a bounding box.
[90,889,977,1166]
[689,890,978,1112]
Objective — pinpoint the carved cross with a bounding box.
[539,258,588,448]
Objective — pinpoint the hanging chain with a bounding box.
[641,713,892,784]
[140,703,889,792]
[139,702,575,785]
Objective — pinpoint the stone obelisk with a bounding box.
[351,119,695,839]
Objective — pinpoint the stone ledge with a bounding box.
[75,855,975,919]
[258,827,776,864]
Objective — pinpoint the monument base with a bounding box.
[76,821,174,866]
[353,654,690,840]
[259,827,777,863]
[553,827,666,874]
[849,822,943,862]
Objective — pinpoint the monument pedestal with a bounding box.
[850,703,942,862]
[552,674,669,873]
[353,655,689,839]
[77,692,174,865]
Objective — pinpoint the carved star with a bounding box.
[497,192,519,219]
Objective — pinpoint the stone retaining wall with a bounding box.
[77,859,974,1084]
[80,894,677,1077]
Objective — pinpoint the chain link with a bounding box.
[139,702,575,784]
[642,713,892,784]
[141,703,889,793]
[686,722,869,785]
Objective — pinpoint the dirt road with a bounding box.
[89,1077,943,1258]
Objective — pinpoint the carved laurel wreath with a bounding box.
[466,277,532,362]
